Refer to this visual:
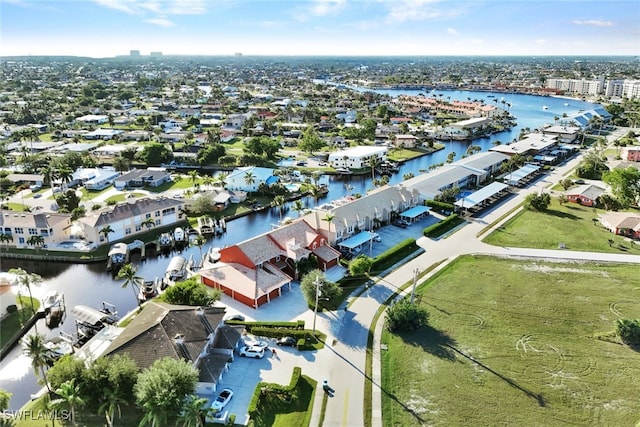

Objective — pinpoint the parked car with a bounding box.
[371,233,382,242]
[210,388,233,413]
[276,336,297,347]
[392,219,407,228]
[224,314,245,322]
[239,345,265,358]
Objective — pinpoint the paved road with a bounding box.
[308,127,640,427]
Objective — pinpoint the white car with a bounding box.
[210,388,233,413]
[239,345,265,359]
[371,233,382,242]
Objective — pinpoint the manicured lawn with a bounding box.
[0,297,38,348]
[381,255,640,426]
[483,198,640,254]
[251,375,317,427]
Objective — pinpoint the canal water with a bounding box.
[0,90,596,409]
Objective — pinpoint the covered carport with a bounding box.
[338,231,376,253]
[455,181,509,213]
[399,205,432,223]
[504,164,541,187]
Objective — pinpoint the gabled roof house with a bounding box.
[200,220,340,308]
[103,302,242,391]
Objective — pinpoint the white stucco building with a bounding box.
[328,146,387,170]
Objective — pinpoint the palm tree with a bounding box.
[202,175,213,190]
[243,171,256,196]
[57,167,73,190]
[188,170,200,188]
[23,333,51,392]
[26,235,45,251]
[214,172,228,189]
[99,225,115,245]
[193,234,207,259]
[293,200,305,217]
[116,263,144,307]
[51,379,84,425]
[369,155,379,182]
[98,387,126,427]
[309,184,323,207]
[141,217,156,230]
[323,213,335,238]
[178,395,209,427]
[10,268,42,323]
[0,233,13,272]
[270,195,286,222]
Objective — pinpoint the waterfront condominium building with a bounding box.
[546,77,605,96]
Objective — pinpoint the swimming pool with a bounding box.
[277,158,296,167]
[457,190,473,199]
[57,240,93,250]
[284,183,300,192]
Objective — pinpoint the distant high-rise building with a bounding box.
[130,50,140,57]
[150,51,163,57]
[234,52,243,57]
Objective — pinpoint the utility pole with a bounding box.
[410,267,419,304]
[312,276,320,336]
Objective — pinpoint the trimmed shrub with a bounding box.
[425,199,455,214]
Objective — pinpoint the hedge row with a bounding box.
[423,214,463,238]
[370,238,417,271]
[227,320,305,331]
[248,366,302,419]
[425,199,455,214]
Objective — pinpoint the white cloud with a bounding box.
[144,17,176,27]
[446,27,459,35]
[168,0,206,15]
[93,0,136,14]
[311,0,346,16]
[571,19,613,27]
[383,0,463,24]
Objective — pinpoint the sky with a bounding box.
[0,0,639,57]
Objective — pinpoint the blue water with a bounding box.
[0,88,599,410]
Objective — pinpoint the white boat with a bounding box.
[107,243,129,270]
[174,227,186,243]
[42,290,63,312]
[158,232,174,249]
[543,105,549,110]
[564,102,570,106]
[165,256,187,281]
[138,278,159,302]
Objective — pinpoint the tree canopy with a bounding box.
[135,357,199,426]
[300,269,342,308]
[603,166,640,207]
[385,299,429,332]
[160,277,221,306]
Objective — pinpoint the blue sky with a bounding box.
[1,0,638,57]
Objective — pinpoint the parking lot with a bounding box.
[199,338,312,425]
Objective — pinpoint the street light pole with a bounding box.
[312,276,320,336]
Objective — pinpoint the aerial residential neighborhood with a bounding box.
[1,0,640,425]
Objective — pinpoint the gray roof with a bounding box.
[103,302,226,370]
[116,169,170,182]
[566,184,606,200]
[83,197,183,227]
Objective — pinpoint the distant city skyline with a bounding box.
[1,0,639,57]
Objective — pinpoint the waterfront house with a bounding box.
[0,211,72,249]
[598,212,640,239]
[565,184,607,207]
[224,166,278,193]
[328,146,387,170]
[5,173,44,188]
[113,168,172,190]
[304,185,419,245]
[75,114,108,125]
[83,128,124,140]
[103,302,242,393]
[76,197,185,244]
[200,220,340,308]
[394,134,418,148]
[71,167,120,191]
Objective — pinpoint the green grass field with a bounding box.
[381,255,640,426]
[483,198,640,254]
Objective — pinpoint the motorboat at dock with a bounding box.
[106,242,129,271]
[138,277,161,303]
[165,255,187,282]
